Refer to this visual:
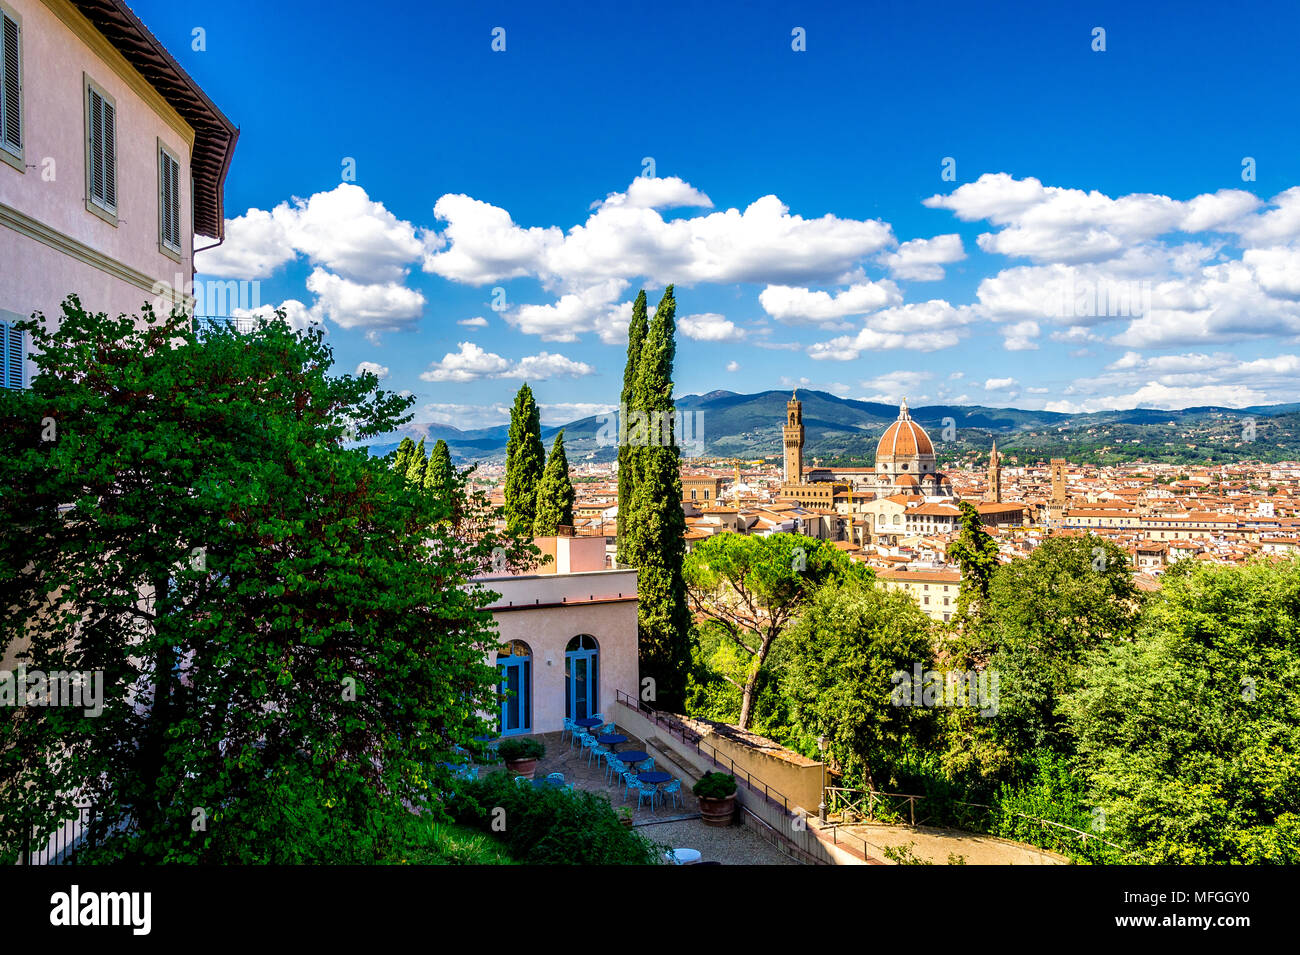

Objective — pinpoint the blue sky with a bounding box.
[137,0,1300,427]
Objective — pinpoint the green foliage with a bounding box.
[393,436,416,477]
[616,290,648,565]
[684,532,867,729]
[946,501,999,621]
[958,534,1142,762]
[777,581,936,789]
[405,436,428,486]
[692,772,737,799]
[397,822,518,865]
[987,750,1126,864]
[1064,559,1300,863]
[496,737,545,762]
[0,297,533,864]
[424,438,454,498]
[449,771,662,864]
[882,842,931,865]
[504,383,545,535]
[532,429,575,535]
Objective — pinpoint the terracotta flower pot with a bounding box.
[698,793,736,827]
[505,758,538,777]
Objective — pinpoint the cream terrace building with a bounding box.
[475,536,640,736]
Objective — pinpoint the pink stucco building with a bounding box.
[0,0,236,389]
[477,536,640,736]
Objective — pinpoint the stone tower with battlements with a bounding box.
[783,391,804,484]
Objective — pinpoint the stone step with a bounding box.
[643,736,703,786]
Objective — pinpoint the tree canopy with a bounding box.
[0,299,531,863]
[684,532,866,729]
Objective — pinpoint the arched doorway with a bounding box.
[497,640,532,735]
[565,635,599,722]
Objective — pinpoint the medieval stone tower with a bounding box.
[984,440,1002,503]
[1048,457,1068,521]
[783,390,804,484]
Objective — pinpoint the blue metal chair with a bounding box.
[570,729,588,751]
[514,774,531,788]
[634,780,658,811]
[547,772,565,785]
[561,718,575,741]
[660,778,682,809]
[588,744,608,768]
[621,771,639,800]
[601,722,617,735]
[607,752,626,785]
[637,757,655,773]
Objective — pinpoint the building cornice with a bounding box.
[1,201,193,308]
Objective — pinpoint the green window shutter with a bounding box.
[88,86,117,211]
[1,12,19,152]
[103,98,116,207]
[89,87,104,202]
[160,149,180,249]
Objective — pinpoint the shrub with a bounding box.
[692,772,737,799]
[449,771,661,864]
[497,737,545,762]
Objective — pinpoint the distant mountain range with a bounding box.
[363,390,1300,468]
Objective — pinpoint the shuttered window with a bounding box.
[159,146,180,251]
[0,318,24,390]
[87,82,117,213]
[1,7,20,157]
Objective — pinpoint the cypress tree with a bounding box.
[393,436,415,477]
[425,439,454,497]
[532,430,575,536]
[503,383,545,534]
[626,285,691,709]
[405,437,427,486]
[616,290,648,565]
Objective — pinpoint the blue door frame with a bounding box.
[565,648,598,722]
[498,654,531,736]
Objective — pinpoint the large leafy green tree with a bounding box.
[503,384,545,536]
[532,430,575,536]
[963,534,1141,763]
[778,581,936,789]
[623,287,691,709]
[0,299,532,863]
[615,290,648,565]
[683,532,865,729]
[1065,559,1300,863]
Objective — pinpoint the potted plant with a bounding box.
[617,806,634,829]
[498,737,545,777]
[692,772,738,827]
